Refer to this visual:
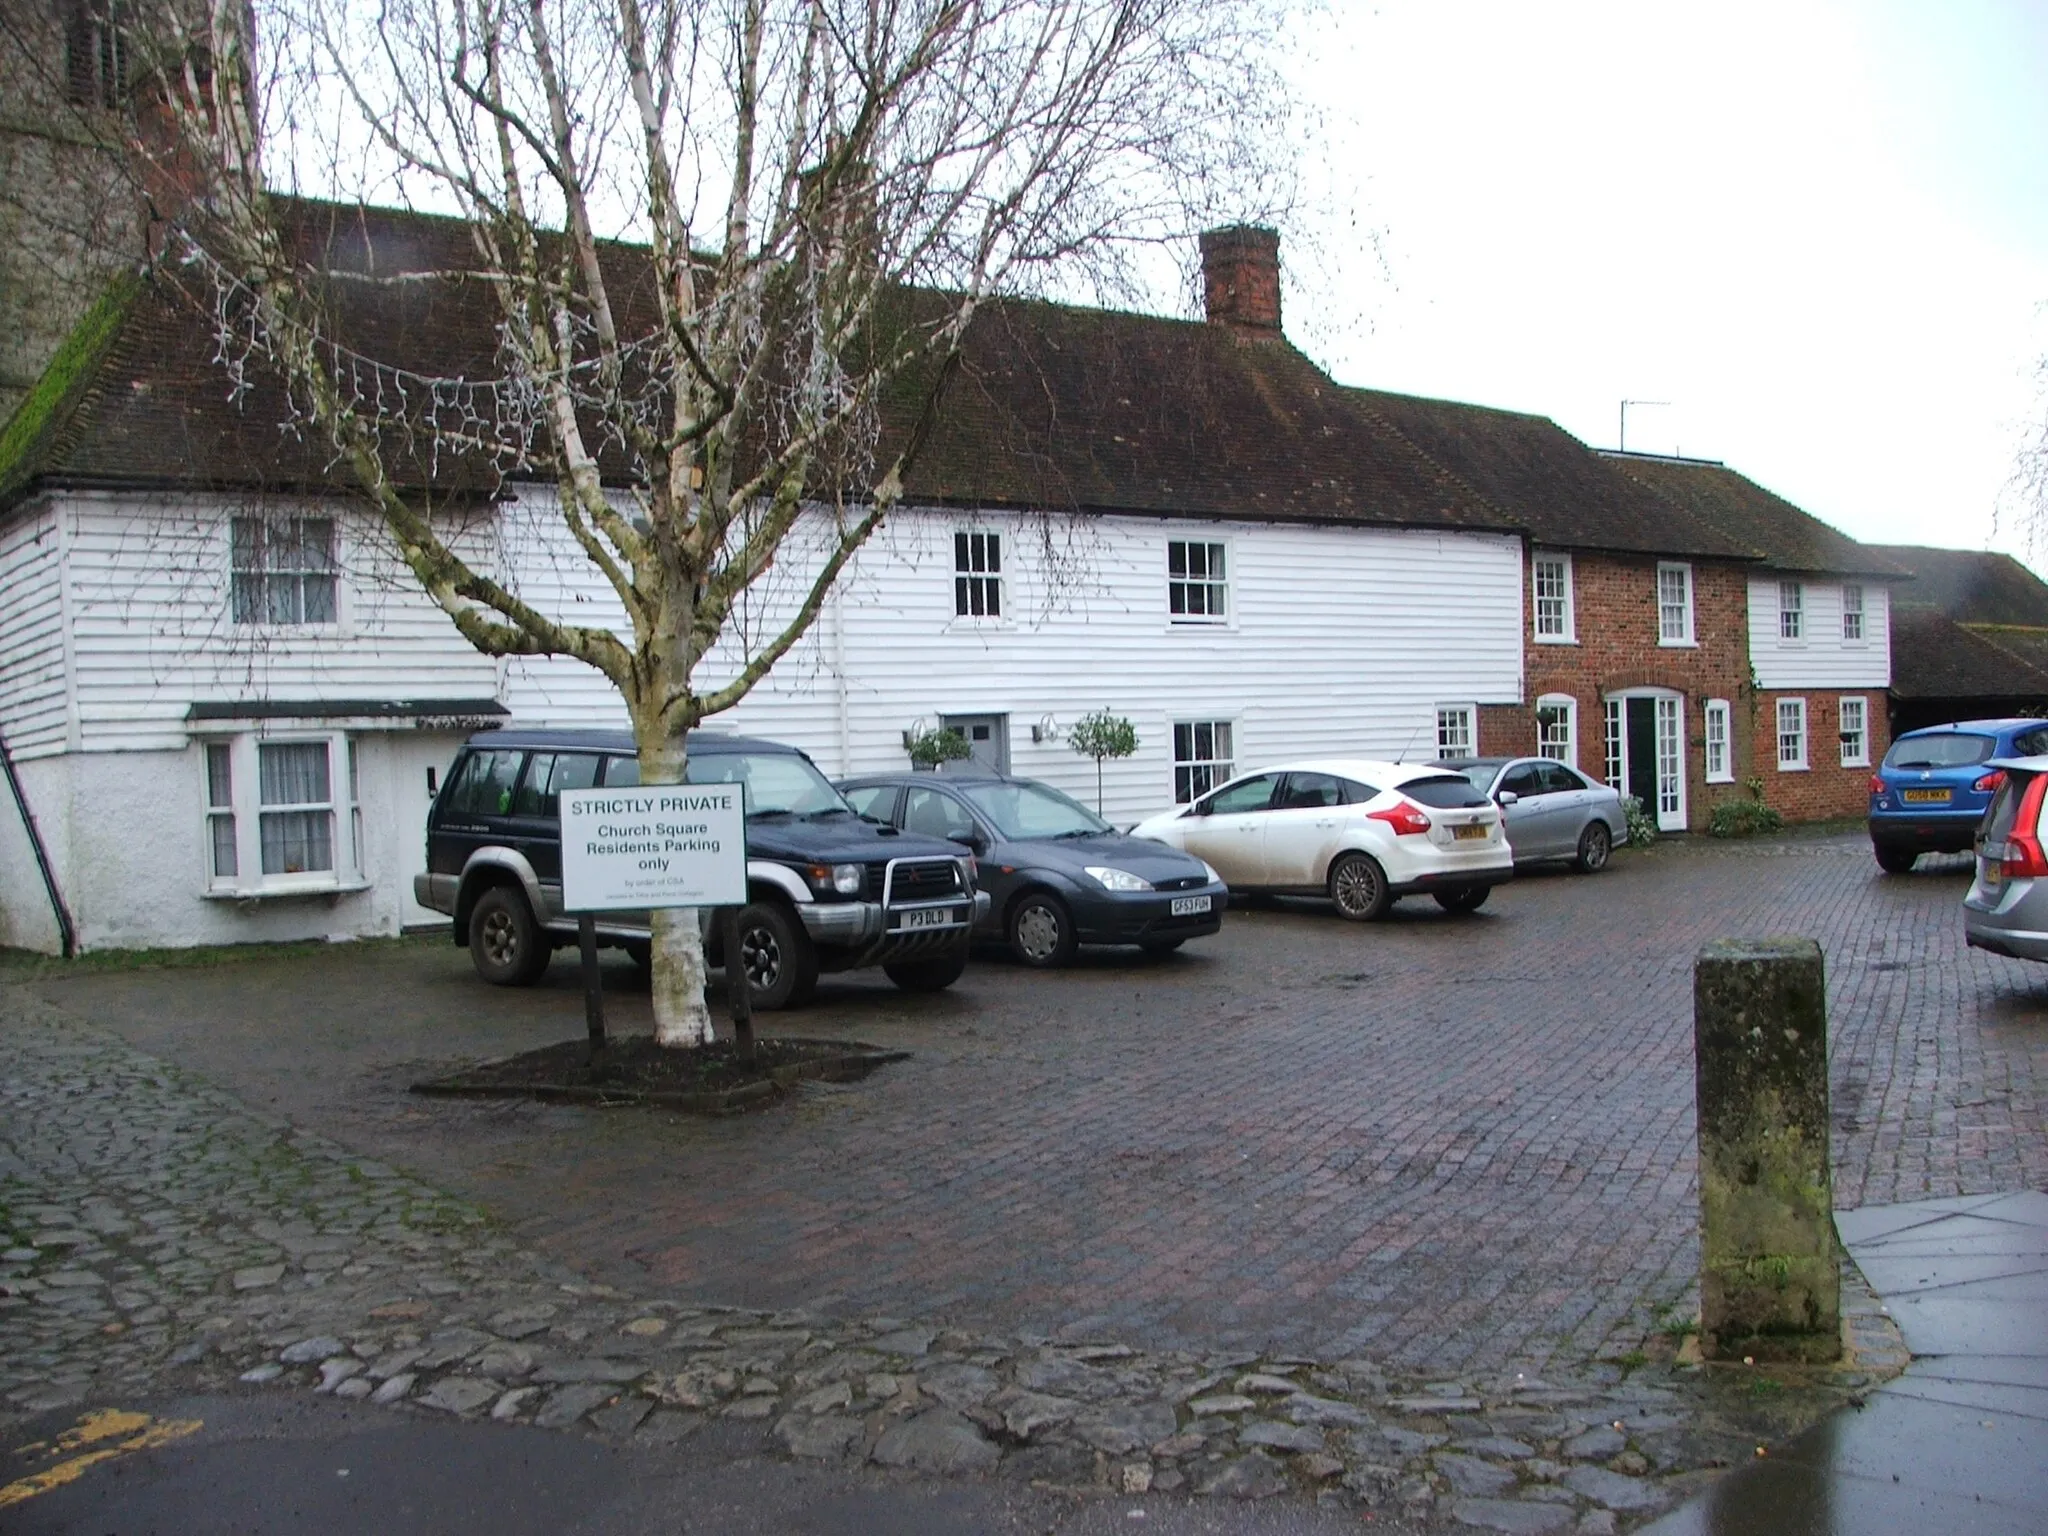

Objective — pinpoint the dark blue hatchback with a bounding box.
[1870,718,2048,872]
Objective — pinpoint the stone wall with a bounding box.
[0,4,148,422]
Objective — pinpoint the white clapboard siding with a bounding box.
[0,502,71,757]
[63,492,501,752]
[501,501,1524,825]
[1748,575,1891,691]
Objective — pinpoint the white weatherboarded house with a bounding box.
[0,209,1524,952]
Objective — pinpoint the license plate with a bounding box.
[1170,895,1213,916]
[1452,823,1489,841]
[897,907,958,931]
[1901,788,1950,804]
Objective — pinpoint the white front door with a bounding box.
[1653,697,1685,833]
[1604,693,1688,833]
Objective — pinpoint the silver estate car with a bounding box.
[1432,757,1629,872]
[1964,756,2048,963]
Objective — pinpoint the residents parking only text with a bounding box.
[559,786,747,909]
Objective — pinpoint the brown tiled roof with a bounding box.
[1888,607,2048,701]
[1602,452,1910,579]
[1348,390,1754,560]
[1,198,1507,534]
[1868,545,2048,627]
[1968,624,2048,678]
[904,298,1499,528]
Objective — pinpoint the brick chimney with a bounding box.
[1199,225,1282,337]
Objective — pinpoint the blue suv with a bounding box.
[1870,718,2048,873]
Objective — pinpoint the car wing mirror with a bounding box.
[1497,790,1519,806]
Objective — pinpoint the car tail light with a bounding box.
[1868,774,1885,796]
[1974,770,2007,793]
[1369,802,1432,836]
[2002,776,2048,879]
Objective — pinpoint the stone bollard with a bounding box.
[1694,937,1840,1362]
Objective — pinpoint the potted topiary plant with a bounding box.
[1067,709,1139,811]
[906,725,972,771]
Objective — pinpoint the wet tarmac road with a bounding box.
[0,1391,1388,1536]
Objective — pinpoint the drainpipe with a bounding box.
[0,725,77,958]
[833,587,851,776]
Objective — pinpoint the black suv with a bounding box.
[416,729,987,1008]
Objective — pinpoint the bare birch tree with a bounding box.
[117,0,1292,1045]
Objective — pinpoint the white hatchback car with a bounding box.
[1131,759,1512,920]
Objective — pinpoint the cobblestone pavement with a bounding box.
[0,989,1898,1532]
[36,835,2046,1383]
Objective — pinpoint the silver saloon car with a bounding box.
[1432,757,1628,872]
[1964,756,2048,963]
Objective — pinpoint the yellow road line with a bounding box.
[0,1410,203,1508]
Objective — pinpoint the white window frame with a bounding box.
[1838,695,1869,768]
[1704,698,1733,783]
[204,741,238,882]
[1532,552,1575,643]
[1435,704,1476,758]
[1778,580,1804,641]
[1776,698,1808,771]
[1657,561,1695,646]
[952,529,1004,620]
[1167,538,1231,625]
[1535,693,1577,769]
[230,515,341,628]
[198,732,364,897]
[1172,719,1235,804]
[1841,583,1866,643]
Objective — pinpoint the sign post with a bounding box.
[559,783,749,1056]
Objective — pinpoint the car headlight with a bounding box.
[1085,866,1154,892]
[1200,861,1223,883]
[805,862,863,895]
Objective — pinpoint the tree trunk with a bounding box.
[637,715,714,1049]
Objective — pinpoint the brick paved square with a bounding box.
[34,833,2047,1376]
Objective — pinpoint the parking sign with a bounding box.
[558,784,747,911]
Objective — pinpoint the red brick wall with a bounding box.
[1502,551,1758,831]
[1754,689,1890,822]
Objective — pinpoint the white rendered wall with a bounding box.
[0,752,68,952]
[0,731,471,953]
[1748,575,1892,691]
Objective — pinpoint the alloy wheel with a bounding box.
[1578,823,1611,872]
[480,908,519,967]
[741,925,784,990]
[1333,860,1382,917]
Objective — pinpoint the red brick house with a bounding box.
[1605,453,1910,823]
[1357,395,1760,832]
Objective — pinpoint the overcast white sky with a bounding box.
[1272,0,2048,569]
